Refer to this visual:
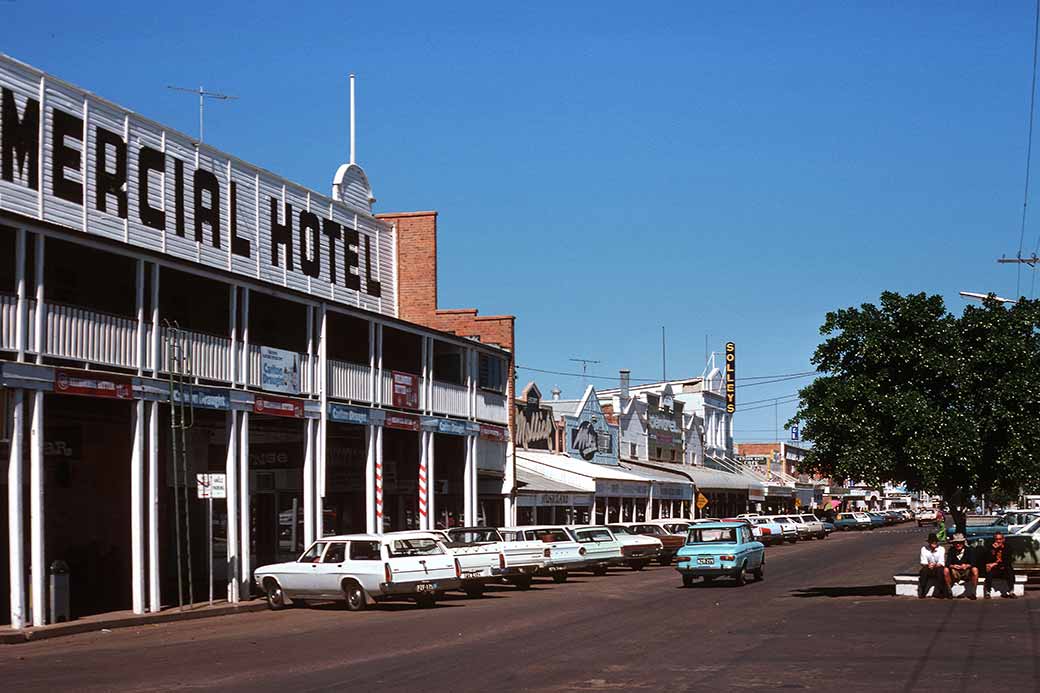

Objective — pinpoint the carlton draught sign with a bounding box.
[725,342,736,413]
[0,55,394,315]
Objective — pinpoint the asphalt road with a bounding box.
[3,525,1039,692]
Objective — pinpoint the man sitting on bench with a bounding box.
[919,532,949,599]
[983,532,1017,599]
[944,533,977,599]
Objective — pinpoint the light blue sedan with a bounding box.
[675,521,766,587]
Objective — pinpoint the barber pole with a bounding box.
[375,459,384,529]
[418,458,428,526]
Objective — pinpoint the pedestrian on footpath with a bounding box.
[944,533,977,599]
[919,532,949,599]
[983,532,1017,599]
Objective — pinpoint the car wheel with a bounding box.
[658,556,672,567]
[703,576,715,583]
[591,566,608,576]
[263,579,287,611]
[343,581,367,612]
[415,594,436,609]
[682,574,695,588]
[753,562,765,582]
[552,571,569,584]
[512,576,533,590]
[734,563,747,587]
[463,583,485,598]
[630,561,645,571]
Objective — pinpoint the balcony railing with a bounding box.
[328,359,371,402]
[431,379,469,418]
[476,389,508,424]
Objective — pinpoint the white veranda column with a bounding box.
[148,400,161,612]
[225,410,239,604]
[365,424,376,534]
[463,434,475,526]
[303,417,315,547]
[130,399,145,614]
[427,432,436,530]
[418,430,429,530]
[29,390,44,626]
[8,389,25,629]
[239,410,251,597]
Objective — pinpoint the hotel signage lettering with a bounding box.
[725,342,736,413]
[0,56,390,313]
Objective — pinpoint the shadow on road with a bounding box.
[790,584,894,598]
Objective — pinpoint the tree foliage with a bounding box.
[791,292,1040,531]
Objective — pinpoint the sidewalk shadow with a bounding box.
[791,584,894,598]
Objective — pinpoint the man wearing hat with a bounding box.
[944,533,978,599]
[918,532,949,598]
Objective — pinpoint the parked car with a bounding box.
[834,512,872,531]
[966,516,1040,576]
[626,523,686,565]
[724,517,775,546]
[566,526,624,575]
[764,515,800,543]
[796,513,828,539]
[866,512,888,529]
[500,525,589,582]
[388,530,503,597]
[745,516,786,546]
[606,525,664,570]
[658,521,695,535]
[820,520,836,534]
[253,533,461,611]
[963,511,1040,540]
[916,509,940,527]
[675,521,765,587]
[445,527,546,590]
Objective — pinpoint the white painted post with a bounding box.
[8,389,25,628]
[150,264,160,376]
[317,305,328,538]
[418,430,429,530]
[463,434,475,526]
[33,233,44,364]
[646,484,653,521]
[130,398,145,614]
[240,288,250,386]
[229,286,238,386]
[303,417,315,547]
[427,431,436,530]
[135,260,145,375]
[239,410,251,596]
[29,389,44,626]
[368,321,376,404]
[420,336,427,413]
[14,228,26,362]
[147,400,161,612]
[225,410,239,603]
[376,324,384,407]
[365,424,376,534]
[305,306,313,396]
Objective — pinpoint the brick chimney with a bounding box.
[375,210,438,324]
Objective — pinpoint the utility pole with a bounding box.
[167,85,238,143]
[569,357,601,389]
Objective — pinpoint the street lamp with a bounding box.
[959,291,1018,305]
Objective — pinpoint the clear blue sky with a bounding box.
[6,1,1037,441]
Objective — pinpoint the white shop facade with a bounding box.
[0,55,509,627]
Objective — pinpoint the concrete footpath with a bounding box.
[0,599,267,645]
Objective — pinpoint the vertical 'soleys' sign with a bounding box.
[0,54,395,315]
[725,342,736,413]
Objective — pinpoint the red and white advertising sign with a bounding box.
[391,371,419,410]
[479,424,508,443]
[385,412,420,432]
[54,368,132,399]
[253,394,304,418]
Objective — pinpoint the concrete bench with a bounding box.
[894,573,1027,598]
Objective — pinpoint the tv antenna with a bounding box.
[569,357,601,387]
[167,85,238,143]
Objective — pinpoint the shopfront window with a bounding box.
[479,353,506,392]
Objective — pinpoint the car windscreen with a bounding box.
[800,516,815,522]
[575,529,613,542]
[688,528,738,544]
[386,538,443,557]
[607,526,632,535]
[633,525,664,535]
[1017,517,1040,535]
[526,529,570,543]
[449,529,498,543]
[774,517,790,524]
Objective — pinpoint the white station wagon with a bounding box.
[253,532,462,611]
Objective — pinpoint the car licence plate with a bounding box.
[415,582,437,593]
[548,566,565,572]
[697,557,714,565]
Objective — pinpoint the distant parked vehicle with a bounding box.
[626,523,685,565]
[764,515,800,543]
[963,511,1040,540]
[916,509,940,527]
[389,530,503,597]
[566,526,624,575]
[866,512,888,528]
[744,517,786,546]
[675,522,765,587]
[500,525,588,583]
[796,514,828,539]
[606,525,664,570]
[834,512,873,531]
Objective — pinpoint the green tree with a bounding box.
[791,292,1040,533]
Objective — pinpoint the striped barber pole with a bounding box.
[375,459,384,527]
[418,455,428,524]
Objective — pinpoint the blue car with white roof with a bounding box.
[675,521,765,587]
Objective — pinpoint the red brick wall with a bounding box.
[377,210,438,324]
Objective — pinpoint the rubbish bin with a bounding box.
[49,560,70,623]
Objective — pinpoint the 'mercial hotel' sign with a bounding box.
[0,54,395,316]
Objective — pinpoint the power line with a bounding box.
[516,364,815,384]
[1016,0,1040,297]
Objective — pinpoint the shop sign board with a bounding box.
[564,386,619,465]
[54,368,132,399]
[479,424,508,442]
[391,371,419,410]
[655,482,694,501]
[514,382,555,450]
[0,55,394,316]
[518,493,594,508]
[171,385,230,411]
[725,342,736,413]
[422,417,469,436]
[196,473,226,499]
[384,412,420,432]
[328,403,370,426]
[253,393,304,418]
[595,480,649,498]
[749,487,767,502]
[260,346,301,395]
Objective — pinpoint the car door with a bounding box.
[311,541,347,597]
[281,541,327,595]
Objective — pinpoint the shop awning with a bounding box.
[623,459,754,492]
[516,467,592,495]
[617,463,695,501]
[514,449,649,498]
